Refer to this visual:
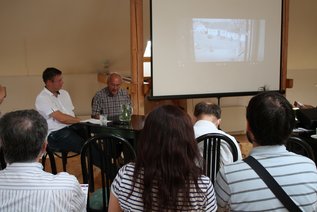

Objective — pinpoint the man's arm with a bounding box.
[214,168,231,211]
[108,192,122,212]
[51,110,80,124]
[91,93,101,119]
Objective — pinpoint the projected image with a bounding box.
[193,18,265,62]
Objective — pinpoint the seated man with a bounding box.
[215,92,317,211]
[35,67,87,154]
[0,109,86,211]
[91,72,131,120]
[193,102,242,166]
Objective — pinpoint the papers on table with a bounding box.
[311,134,317,139]
[80,118,101,125]
[292,127,313,133]
[80,118,111,125]
[80,184,89,205]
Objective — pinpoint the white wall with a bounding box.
[0,0,316,128]
[0,73,104,116]
[0,0,130,116]
[0,0,131,76]
[285,0,317,107]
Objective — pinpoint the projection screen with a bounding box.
[150,0,284,99]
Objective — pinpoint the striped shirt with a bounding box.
[91,87,131,119]
[214,145,317,212]
[111,163,217,211]
[0,162,86,212]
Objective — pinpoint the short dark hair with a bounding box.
[246,92,295,145]
[42,67,62,83]
[133,105,203,210]
[0,109,48,163]
[194,102,221,119]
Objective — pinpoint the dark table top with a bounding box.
[81,115,145,142]
[292,128,317,165]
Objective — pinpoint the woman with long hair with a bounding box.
[108,105,217,211]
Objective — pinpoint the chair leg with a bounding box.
[62,152,68,172]
[48,151,57,175]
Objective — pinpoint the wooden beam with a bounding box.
[281,0,289,90]
[130,0,145,115]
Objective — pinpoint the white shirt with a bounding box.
[194,120,242,166]
[35,87,75,134]
[0,162,86,212]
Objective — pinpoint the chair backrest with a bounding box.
[286,136,315,162]
[196,133,239,184]
[80,132,136,211]
[0,147,6,170]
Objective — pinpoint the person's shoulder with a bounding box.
[287,151,317,167]
[59,89,70,95]
[119,163,135,175]
[95,87,108,96]
[36,88,48,98]
[52,172,81,187]
[119,87,129,95]
[199,174,212,182]
[198,175,213,190]
[221,158,248,172]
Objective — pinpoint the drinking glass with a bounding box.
[119,104,132,122]
[100,114,108,126]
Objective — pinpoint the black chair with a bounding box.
[42,123,89,174]
[81,132,136,212]
[196,133,239,184]
[41,146,80,174]
[286,136,315,162]
[0,147,6,170]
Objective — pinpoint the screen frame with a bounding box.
[149,0,288,100]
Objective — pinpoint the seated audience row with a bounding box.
[109,92,317,211]
[1,75,316,211]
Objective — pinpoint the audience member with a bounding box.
[193,102,242,166]
[91,72,131,119]
[215,92,317,211]
[108,105,217,211]
[35,67,87,154]
[0,109,86,211]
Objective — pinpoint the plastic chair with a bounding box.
[196,133,239,184]
[286,136,315,162]
[81,132,136,211]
